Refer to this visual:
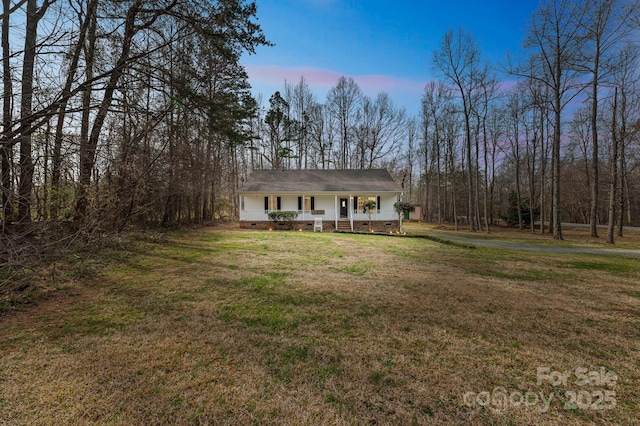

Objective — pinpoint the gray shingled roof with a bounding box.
[239,169,403,193]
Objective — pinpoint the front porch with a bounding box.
[238,218,400,232]
[239,193,401,232]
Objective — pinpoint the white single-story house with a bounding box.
[238,169,404,231]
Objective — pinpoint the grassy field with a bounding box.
[1,224,639,425]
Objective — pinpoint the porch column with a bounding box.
[334,195,338,229]
[398,194,403,230]
[349,195,353,231]
[376,193,379,220]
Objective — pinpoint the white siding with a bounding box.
[240,192,400,222]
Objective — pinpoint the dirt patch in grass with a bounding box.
[1,228,638,424]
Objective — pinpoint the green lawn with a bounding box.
[1,226,639,424]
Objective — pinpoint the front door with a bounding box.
[339,198,348,218]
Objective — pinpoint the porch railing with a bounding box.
[240,209,399,222]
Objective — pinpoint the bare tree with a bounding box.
[521,0,587,240]
[77,1,183,218]
[473,73,499,233]
[580,0,637,238]
[422,82,456,226]
[16,0,55,222]
[306,103,333,170]
[50,0,98,219]
[444,103,462,229]
[419,83,433,221]
[403,116,418,203]
[485,102,506,228]
[326,76,361,169]
[1,0,16,222]
[433,28,484,231]
[612,43,640,236]
[284,77,315,169]
[354,92,406,169]
[506,87,524,230]
[606,87,618,244]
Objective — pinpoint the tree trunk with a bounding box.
[436,133,442,227]
[16,0,54,222]
[75,0,98,219]
[617,85,627,238]
[16,0,38,222]
[539,118,545,235]
[552,95,563,240]
[606,88,617,245]
[527,132,536,234]
[77,2,140,218]
[474,124,482,231]
[464,109,473,231]
[482,118,490,233]
[618,153,628,237]
[511,106,523,231]
[40,122,50,220]
[1,0,13,222]
[423,119,429,222]
[450,137,458,231]
[589,58,599,238]
[51,0,97,219]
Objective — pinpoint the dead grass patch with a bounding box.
[0,227,638,424]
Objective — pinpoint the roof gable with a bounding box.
[239,169,403,193]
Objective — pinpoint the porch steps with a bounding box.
[337,220,352,231]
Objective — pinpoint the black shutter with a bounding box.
[377,196,381,213]
[311,197,315,210]
[353,196,358,212]
[264,196,269,211]
[277,196,281,211]
[298,196,302,211]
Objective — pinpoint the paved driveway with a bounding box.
[433,233,640,259]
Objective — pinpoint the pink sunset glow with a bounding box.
[245,64,424,94]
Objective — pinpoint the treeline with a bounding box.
[427,0,640,241]
[2,0,640,245]
[420,0,640,241]
[245,76,408,172]
[1,0,267,235]
[244,0,640,242]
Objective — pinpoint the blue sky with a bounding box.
[242,0,541,115]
